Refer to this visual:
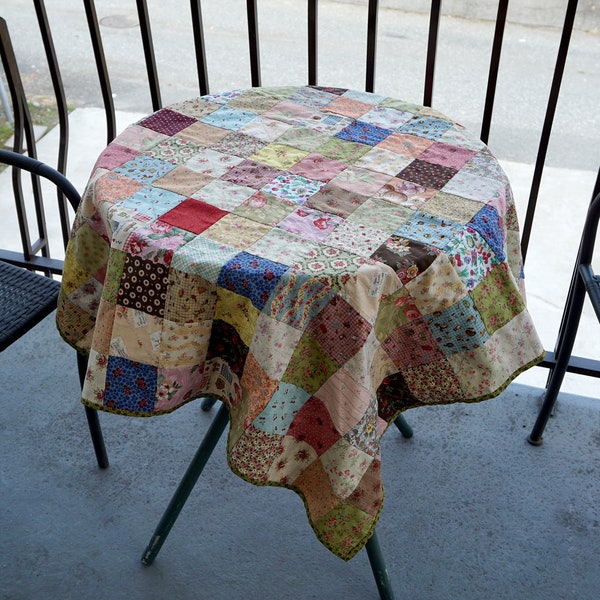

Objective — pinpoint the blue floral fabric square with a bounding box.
[398,116,454,141]
[467,204,506,261]
[217,251,289,309]
[396,211,464,249]
[336,120,393,146]
[104,357,158,413]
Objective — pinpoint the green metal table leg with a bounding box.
[394,413,413,438]
[366,531,396,600]
[141,402,229,566]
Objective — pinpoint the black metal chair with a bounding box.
[528,188,600,445]
[0,149,109,468]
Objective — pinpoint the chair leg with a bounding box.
[77,352,109,468]
[527,275,587,445]
[366,531,396,600]
[141,402,229,566]
[200,397,217,411]
[394,414,413,438]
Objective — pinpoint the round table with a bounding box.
[57,85,544,560]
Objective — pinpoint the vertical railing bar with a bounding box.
[190,0,209,96]
[520,0,579,262]
[136,0,162,112]
[33,0,72,248]
[246,0,261,87]
[424,0,442,107]
[365,0,379,93]
[308,0,318,86]
[82,0,116,144]
[480,0,508,145]
[0,18,45,265]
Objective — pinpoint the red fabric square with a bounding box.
[140,109,197,136]
[287,396,341,456]
[159,198,228,234]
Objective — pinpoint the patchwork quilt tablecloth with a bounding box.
[57,86,545,560]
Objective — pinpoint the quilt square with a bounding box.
[192,178,255,211]
[470,262,525,334]
[286,396,342,456]
[210,131,269,158]
[93,143,139,171]
[164,269,217,322]
[304,295,372,365]
[397,159,458,190]
[278,206,342,242]
[104,357,158,413]
[467,204,506,261]
[419,141,477,169]
[152,166,212,197]
[168,97,221,119]
[202,214,272,249]
[353,147,413,176]
[374,177,436,210]
[267,268,334,330]
[329,165,390,196]
[326,220,390,258]
[177,121,231,146]
[206,318,249,378]
[247,227,319,267]
[252,382,312,436]
[139,108,197,136]
[145,137,202,165]
[275,126,330,152]
[402,358,464,404]
[346,197,412,233]
[335,120,393,146]
[249,312,303,380]
[371,236,439,284]
[261,173,325,204]
[316,137,371,163]
[398,115,454,140]
[250,143,309,170]
[289,153,348,182]
[120,186,184,220]
[306,183,369,218]
[114,155,177,184]
[239,115,293,142]
[376,132,434,157]
[171,235,239,283]
[200,106,257,130]
[185,149,244,177]
[116,254,169,317]
[395,211,464,250]
[381,318,444,371]
[217,251,288,310]
[221,159,282,189]
[233,191,296,226]
[359,105,413,130]
[424,295,489,356]
[322,96,373,119]
[159,198,228,234]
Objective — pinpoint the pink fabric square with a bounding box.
[419,141,477,169]
[93,143,139,171]
[289,153,348,182]
[159,198,228,234]
[323,96,372,119]
[278,206,342,242]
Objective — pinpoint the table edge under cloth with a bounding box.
[56,85,545,561]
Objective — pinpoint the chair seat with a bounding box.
[0,260,60,352]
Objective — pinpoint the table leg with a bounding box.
[394,414,413,438]
[141,402,229,566]
[366,532,396,600]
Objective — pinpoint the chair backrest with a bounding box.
[1,0,599,374]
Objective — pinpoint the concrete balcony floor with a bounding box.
[1,314,598,600]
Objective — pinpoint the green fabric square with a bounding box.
[282,333,340,394]
[470,263,525,334]
[317,137,371,163]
